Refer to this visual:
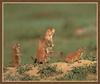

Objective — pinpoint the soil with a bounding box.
[3,60,97,81]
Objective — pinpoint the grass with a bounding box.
[80,43,97,61]
[3,3,97,81]
[3,61,97,81]
[17,64,32,75]
[56,68,87,80]
[86,62,97,73]
[4,73,20,81]
[39,65,62,78]
[3,58,97,81]
[56,63,97,81]
[19,74,40,81]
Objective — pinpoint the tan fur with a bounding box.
[45,27,55,44]
[35,27,55,64]
[36,38,47,64]
[12,42,21,67]
[65,48,85,63]
[44,27,55,56]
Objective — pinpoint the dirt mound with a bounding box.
[3,60,97,81]
[50,62,71,73]
[50,60,96,73]
[4,60,97,76]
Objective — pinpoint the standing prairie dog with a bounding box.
[34,27,55,64]
[12,42,21,67]
[44,27,55,56]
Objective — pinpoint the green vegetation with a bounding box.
[4,73,20,81]
[81,44,97,61]
[3,3,97,81]
[4,62,97,81]
[19,74,40,81]
[4,70,40,81]
[86,62,97,73]
[4,4,97,66]
[39,65,62,78]
[17,64,32,74]
[56,63,97,81]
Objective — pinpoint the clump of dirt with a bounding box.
[24,66,39,77]
[50,62,72,73]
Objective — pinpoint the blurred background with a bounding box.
[4,3,97,66]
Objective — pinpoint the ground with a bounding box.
[3,60,97,82]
